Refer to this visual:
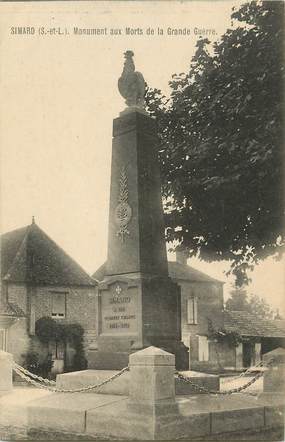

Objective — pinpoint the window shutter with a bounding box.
[194,297,198,324]
[187,297,198,324]
[187,299,194,324]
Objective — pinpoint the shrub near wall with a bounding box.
[23,317,87,377]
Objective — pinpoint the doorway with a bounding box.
[243,342,253,367]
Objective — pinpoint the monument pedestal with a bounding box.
[89,273,188,370]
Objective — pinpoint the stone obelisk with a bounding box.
[92,51,188,370]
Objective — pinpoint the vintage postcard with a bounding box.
[0,1,284,441]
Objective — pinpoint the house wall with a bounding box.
[178,280,224,337]
[174,279,224,369]
[5,282,97,367]
[7,283,28,314]
[2,283,29,364]
[210,341,236,369]
[6,318,30,365]
[32,285,97,351]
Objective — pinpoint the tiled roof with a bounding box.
[92,262,106,281]
[168,261,222,284]
[1,223,96,287]
[92,261,222,284]
[224,310,285,338]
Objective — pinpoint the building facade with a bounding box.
[168,251,225,370]
[222,310,285,369]
[0,221,97,372]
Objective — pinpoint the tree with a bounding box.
[248,293,274,319]
[146,1,284,286]
[225,288,248,311]
[225,287,274,319]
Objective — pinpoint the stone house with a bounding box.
[0,221,97,372]
[221,310,285,369]
[168,251,224,370]
[170,253,285,371]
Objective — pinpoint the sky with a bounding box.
[0,1,284,313]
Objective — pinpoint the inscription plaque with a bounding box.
[101,284,137,334]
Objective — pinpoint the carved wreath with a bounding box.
[115,167,132,242]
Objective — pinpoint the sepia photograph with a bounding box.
[0,1,284,440]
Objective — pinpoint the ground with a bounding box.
[0,375,283,441]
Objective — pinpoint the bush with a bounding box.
[35,317,64,343]
[23,351,41,374]
[22,350,54,379]
[35,317,87,373]
[64,323,87,370]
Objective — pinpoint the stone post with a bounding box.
[0,350,13,391]
[235,343,243,369]
[263,347,285,395]
[129,346,175,405]
[254,342,261,365]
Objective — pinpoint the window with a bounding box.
[187,297,198,324]
[198,335,209,362]
[51,292,66,318]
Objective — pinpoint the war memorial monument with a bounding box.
[0,51,284,441]
[89,50,188,370]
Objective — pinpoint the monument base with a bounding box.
[88,343,189,370]
[88,350,130,370]
[95,274,189,370]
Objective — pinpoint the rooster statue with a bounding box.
[118,51,146,109]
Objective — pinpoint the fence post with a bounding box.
[263,348,285,395]
[129,346,175,404]
[0,350,13,391]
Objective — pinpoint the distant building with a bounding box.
[222,310,285,369]
[168,253,285,370]
[168,251,224,369]
[0,221,97,371]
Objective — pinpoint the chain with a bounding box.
[222,360,264,384]
[14,357,275,396]
[176,357,275,395]
[14,366,56,390]
[175,369,264,395]
[13,363,129,393]
[14,363,56,385]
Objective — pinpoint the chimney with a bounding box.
[176,249,188,266]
